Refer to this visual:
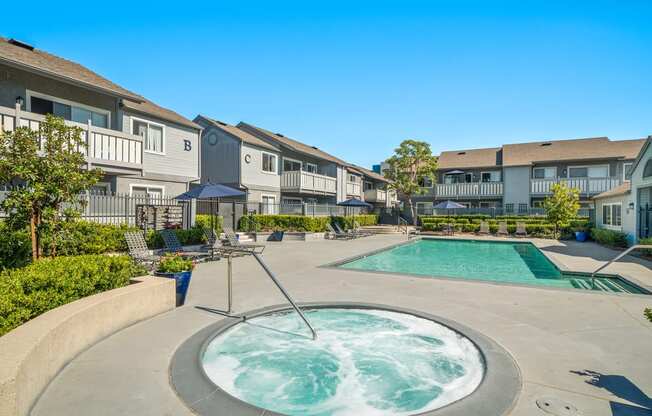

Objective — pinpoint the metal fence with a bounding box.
[413,206,595,222]
[0,190,189,227]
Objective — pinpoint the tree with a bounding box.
[384,140,438,225]
[0,114,102,260]
[543,182,580,238]
[645,308,651,323]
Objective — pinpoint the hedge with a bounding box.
[238,214,379,232]
[590,228,628,248]
[0,255,145,336]
[421,221,557,237]
[195,214,223,233]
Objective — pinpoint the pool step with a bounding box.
[569,277,635,293]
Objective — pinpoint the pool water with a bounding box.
[202,308,484,416]
[339,239,645,293]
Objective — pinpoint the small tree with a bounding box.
[645,308,651,323]
[385,140,438,225]
[543,182,580,238]
[0,114,102,260]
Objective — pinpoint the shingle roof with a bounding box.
[0,37,199,130]
[194,116,279,152]
[502,137,645,166]
[347,164,390,183]
[437,147,501,170]
[592,181,631,200]
[237,122,349,166]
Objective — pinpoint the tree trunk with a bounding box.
[407,197,417,226]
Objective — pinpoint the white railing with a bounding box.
[364,188,387,202]
[0,105,143,167]
[346,182,361,196]
[280,170,337,194]
[434,182,504,198]
[530,178,622,195]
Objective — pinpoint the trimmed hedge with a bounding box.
[238,214,379,232]
[421,221,556,237]
[590,228,628,248]
[0,254,145,336]
[195,214,223,233]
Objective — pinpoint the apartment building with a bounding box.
[0,37,201,197]
[195,117,396,211]
[410,136,646,214]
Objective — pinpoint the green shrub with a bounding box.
[590,228,628,248]
[239,215,331,232]
[41,221,139,256]
[638,237,652,257]
[157,254,194,273]
[0,255,145,336]
[0,223,31,271]
[195,214,223,233]
[645,308,652,323]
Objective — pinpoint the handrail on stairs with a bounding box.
[590,244,652,289]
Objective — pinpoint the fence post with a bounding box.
[232,201,237,230]
[124,194,129,224]
[302,202,307,216]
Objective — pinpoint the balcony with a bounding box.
[364,188,387,203]
[0,105,143,172]
[280,170,337,195]
[530,178,622,196]
[346,181,361,196]
[433,182,504,199]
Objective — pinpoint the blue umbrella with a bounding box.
[433,200,466,209]
[175,183,245,200]
[337,198,373,208]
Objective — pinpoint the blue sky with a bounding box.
[4,1,651,168]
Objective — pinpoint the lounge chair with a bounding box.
[353,220,374,237]
[440,222,454,236]
[124,231,160,270]
[222,226,266,253]
[515,222,528,237]
[160,229,212,261]
[326,223,354,240]
[497,222,509,236]
[334,222,365,238]
[478,221,490,235]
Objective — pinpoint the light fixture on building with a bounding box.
[15,96,24,106]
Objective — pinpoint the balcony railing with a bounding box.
[530,178,622,196]
[0,105,143,170]
[346,182,361,196]
[364,188,387,203]
[280,170,337,195]
[433,182,504,198]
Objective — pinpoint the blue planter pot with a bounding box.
[575,231,588,242]
[155,271,192,306]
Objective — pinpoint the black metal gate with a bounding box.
[639,204,652,239]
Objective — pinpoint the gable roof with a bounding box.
[347,164,390,183]
[438,147,501,170]
[592,181,631,200]
[0,37,199,130]
[194,116,279,152]
[502,137,645,167]
[237,122,349,166]
[628,136,652,174]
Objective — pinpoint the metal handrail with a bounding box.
[252,253,317,340]
[398,216,408,235]
[590,244,651,288]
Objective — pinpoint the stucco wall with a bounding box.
[0,276,175,416]
[503,166,531,207]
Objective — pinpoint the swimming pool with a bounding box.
[337,239,647,294]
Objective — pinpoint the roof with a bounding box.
[237,122,349,166]
[194,116,279,152]
[0,37,199,130]
[592,181,631,200]
[629,136,652,174]
[347,164,390,183]
[437,147,501,170]
[502,137,645,167]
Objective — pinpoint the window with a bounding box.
[262,152,277,173]
[261,195,277,214]
[304,163,317,173]
[130,185,164,199]
[348,174,358,183]
[364,181,374,191]
[283,158,301,172]
[623,163,633,181]
[465,173,473,183]
[27,91,109,128]
[132,119,164,154]
[533,167,556,179]
[568,165,609,178]
[602,203,622,228]
[481,171,501,182]
[518,203,528,214]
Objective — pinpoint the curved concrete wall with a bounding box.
[0,276,175,416]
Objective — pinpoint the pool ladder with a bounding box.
[590,244,651,289]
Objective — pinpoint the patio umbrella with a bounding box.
[446,170,465,175]
[175,183,245,231]
[434,200,466,216]
[337,198,373,226]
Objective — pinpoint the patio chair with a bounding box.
[515,222,528,238]
[124,231,160,271]
[352,220,374,237]
[160,229,212,261]
[478,221,490,235]
[497,222,509,236]
[334,222,362,238]
[222,226,266,253]
[440,222,454,236]
[326,223,354,240]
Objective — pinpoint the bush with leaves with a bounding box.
[645,308,652,323]
[590,228,628,248]
[195,214,223,233]
[0,222,31,271]
[0,255,145,336]
[544,183,581,238]
[157,254,195,274]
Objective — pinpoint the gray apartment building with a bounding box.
[195,116,396,212]
[410,136,646,214]
[0,37,201,198]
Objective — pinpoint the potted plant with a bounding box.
[573,225,588,242]
[155,254,195,306]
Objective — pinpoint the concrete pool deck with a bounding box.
[31,235,652,416]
